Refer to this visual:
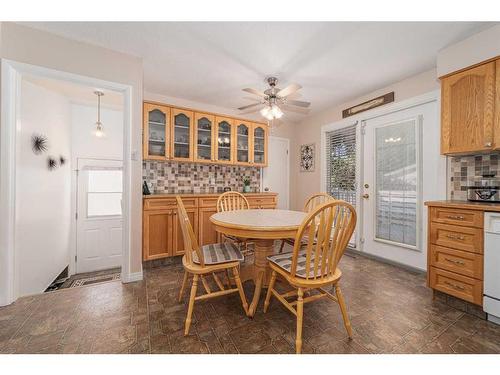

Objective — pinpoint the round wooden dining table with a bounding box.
[210,209,307,317]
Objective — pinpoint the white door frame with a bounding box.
[320,90,440,251]
[261,136,290,209]
[0,59,134,306]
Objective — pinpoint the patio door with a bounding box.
[76,158,123,273]
[360,101,438,268]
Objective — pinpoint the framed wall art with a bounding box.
[300,143,315,172]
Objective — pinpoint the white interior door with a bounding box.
[76,159,123,273]
[262,136,290,209]
[361,100,442,270]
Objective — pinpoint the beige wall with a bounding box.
[290,68,439,210]
[437,24,500,77]
[0,22,144,276]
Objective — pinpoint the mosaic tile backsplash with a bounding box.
[449,154,500,200]
[143,161,261,194]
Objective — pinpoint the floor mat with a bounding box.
[68,272,121,288]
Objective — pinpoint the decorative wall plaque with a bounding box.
[342,92,394,118]
[300,143,315,172]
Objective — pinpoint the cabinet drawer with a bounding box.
[430,245,483,279]
[247,196,276,207]
[430,207,483,228]
[144,197,198,210]
[430,222,483,253]
[429,267,482,305]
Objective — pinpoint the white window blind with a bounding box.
[325,124,357,208]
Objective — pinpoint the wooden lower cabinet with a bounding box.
[143,210,173,260]
[143,193,278,260]
[426,202,484,306]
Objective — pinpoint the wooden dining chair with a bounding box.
[176,196,249,335]
[216,191,253,255]
[264,200,357,354]
[278,192,335,253]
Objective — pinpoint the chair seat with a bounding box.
[193,242,244,265]
[268,250,327,279]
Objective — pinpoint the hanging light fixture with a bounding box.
[94,90,105,138]
[260,103,283,121]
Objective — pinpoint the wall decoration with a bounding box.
[47,156,58,170]
[300,143,315,172]
[31,134,48,154]
[342,92,394,118]
[59,156,66,166]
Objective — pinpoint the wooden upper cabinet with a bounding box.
[494,59,500,151]
[235,121,251,165]
[194,112,215,163]
[171,108,194,161]
[143,103,170,160]
[214,117,234,164]
[251,123,268,166]
[441,61,496,155]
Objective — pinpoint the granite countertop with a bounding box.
[425,200,500,212]
[144,192,278,199]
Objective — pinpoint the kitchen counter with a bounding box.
[144,192,278,199]
[425,200,500,212]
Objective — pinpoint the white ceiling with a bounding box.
[21,22,496,122]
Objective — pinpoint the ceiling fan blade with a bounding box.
[238,102,263,111]
[242,88,267,98]
[281,104,310,114]
[284,99,311,108]
[277,83,302,98]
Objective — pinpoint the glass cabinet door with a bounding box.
[236,121,251,164]
[143,103,170,160]
[171,108,193,161]
[252,124,267,166]
[194,113,214,163]
[215,117,233,163]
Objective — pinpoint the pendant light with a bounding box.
[94,90,105,138]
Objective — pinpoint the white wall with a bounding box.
[71,103,123,161]
[437,25,500,77]
[17,80,72,296]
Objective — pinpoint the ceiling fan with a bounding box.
[238,77,311,121]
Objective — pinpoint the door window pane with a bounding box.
[87,170,123,217]
[375,119,418,247]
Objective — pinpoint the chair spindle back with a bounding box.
[217,191,250,213]
[303,193,335,213]
[290,200,356,281]
[176,196,204,267]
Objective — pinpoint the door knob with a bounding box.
[362,194,369,199]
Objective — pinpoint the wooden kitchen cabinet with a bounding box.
[143,209,173,260]
[143,101,268,166]
[143,103,170,160]
[143,193,278,260]
[171,108,194,161]
[441,60,497,155]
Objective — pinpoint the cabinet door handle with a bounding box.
[446,215,464,220]
[444,257,465,266]
[446,234,465,241]
[444,280,465,291]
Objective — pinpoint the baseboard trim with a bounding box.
[122,270,143,283]
[346,248,426,274]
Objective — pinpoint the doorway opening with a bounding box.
[0,60,133,305]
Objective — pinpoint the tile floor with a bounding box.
[1,251,500,354]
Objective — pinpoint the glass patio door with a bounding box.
[361,103,432,267]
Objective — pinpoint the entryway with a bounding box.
[323,92,446,270]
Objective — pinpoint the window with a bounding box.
[325,124,357,246]
[374,118,419,247]
[87,169,123,217]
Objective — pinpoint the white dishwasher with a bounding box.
[484,212,500,325]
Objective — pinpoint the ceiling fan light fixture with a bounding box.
[271,104,283,119]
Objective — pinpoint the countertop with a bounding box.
[143,192,278,199]
[425,200,500,212]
